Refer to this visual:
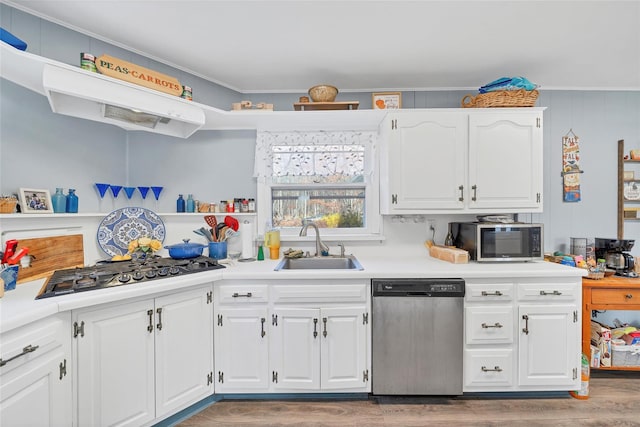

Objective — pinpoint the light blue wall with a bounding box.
[1,4,639,255]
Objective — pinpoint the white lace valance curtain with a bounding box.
[254,130,377,183]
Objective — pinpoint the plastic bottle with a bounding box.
[66,189,78,213]
[52,188,67,213]
[186,194,195,213]
[176,194,185,212]
[569,353,590,400]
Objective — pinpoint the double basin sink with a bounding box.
[274,255,363,271]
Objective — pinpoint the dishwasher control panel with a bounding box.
[372,278,465,297]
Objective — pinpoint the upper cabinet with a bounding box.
[380,108,545,214]
[0,41,386,136]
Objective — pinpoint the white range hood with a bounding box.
[1,41,205,138]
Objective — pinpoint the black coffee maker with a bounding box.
[595,238,637,278]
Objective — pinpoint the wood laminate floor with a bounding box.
[177,371,640,426]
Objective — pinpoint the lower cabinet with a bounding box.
[214,280,370,394]
[464,278,580,392]
[0,313,72,427]
[74,285,213,427]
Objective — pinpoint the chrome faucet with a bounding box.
[299,222,329,257]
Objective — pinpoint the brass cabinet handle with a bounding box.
[232,292,253,298]
[481,291,503,296]
[0,344,39,367]
[147,309,154,333]
[156,307,163,331]
[482,322,503,329]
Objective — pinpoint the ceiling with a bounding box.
[4,0,640,93]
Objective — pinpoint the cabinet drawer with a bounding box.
[271,284,367,304]
[0,313,68,373]
[217,284,269,303]
[464,349,514,388]
[517,282,578,301]
[465,282,514,302]
[465,306,513,345]
[591,288,640,305]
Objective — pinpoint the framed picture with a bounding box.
[372,92,402,110]
[19,188,53,213]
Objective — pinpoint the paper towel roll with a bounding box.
[240,220,254,259]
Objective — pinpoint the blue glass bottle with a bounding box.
[52,188,67,213]
[66,189,78,213]
[176,194,185,213]
[186,194,195,213]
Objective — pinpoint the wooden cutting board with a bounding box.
[16,234,84,284]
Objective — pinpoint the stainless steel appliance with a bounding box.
[372,278,465,395]
[451,222,543,262]
[36,256,224,299]
[595,238,637,278]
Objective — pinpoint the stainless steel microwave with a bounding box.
[451,222,543,262]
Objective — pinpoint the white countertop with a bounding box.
[0,247,584,334]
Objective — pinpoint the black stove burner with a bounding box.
[37,256,224,299]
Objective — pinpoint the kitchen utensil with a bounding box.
[193,228,214,242]
[204,215,218,229]
[1,239,18,263]
[97,207,165,256]
[224,215,239,231]
[164,239,207,259]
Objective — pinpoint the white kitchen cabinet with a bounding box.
[463,278,580,392]
[468,112,543,210]
[270,306,367,392]
[381,111,467,212]
[214,280,370,394]
[214,283,269,392]
[74,285,213,427]
[381,108,544,214]
[0,313,72,427]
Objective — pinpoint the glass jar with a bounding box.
[52,188,67,213]
[176,194,185,212]
[186,194,195,213]
[66,189,78,213]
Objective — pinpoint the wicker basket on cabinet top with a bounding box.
[461,89,539,108]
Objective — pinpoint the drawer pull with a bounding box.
[481,365,503,372]
[539,290,562,296]
[232,292,253,298]
[481,322,503,329]
[0,344,40,367]
[626,294,633,299]
[481,291,503,297]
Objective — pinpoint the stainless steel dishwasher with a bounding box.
[372,278,465,395]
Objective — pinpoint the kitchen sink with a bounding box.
[274,255,363,271]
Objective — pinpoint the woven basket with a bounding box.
[461,89,539,108]
[0,197,18,214]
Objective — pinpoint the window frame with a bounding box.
[255,131,381,240]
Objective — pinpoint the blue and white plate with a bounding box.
[97,207,165,256]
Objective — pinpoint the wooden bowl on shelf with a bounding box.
[308,85,338,102]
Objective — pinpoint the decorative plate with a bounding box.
[97,207,165,256]
[624,183,640,201]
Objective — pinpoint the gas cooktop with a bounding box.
[36,256,224,299]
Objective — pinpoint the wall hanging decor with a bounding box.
[561,129,583,202]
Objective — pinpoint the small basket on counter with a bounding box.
[0,196,18,214]
[461,89,539,108]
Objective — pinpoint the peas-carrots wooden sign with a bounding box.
[95,54,183,96]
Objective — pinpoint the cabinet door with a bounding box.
[518,305,579,387]
[75,299,155,427]
[271,308,320,391]
[385,112,467,212]
[320,307,368,390]
[215,307,269,391]
[468,112,543,210]
[155,287,213,417]
[0,346,71,427]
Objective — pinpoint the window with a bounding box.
[255,131,380,238]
